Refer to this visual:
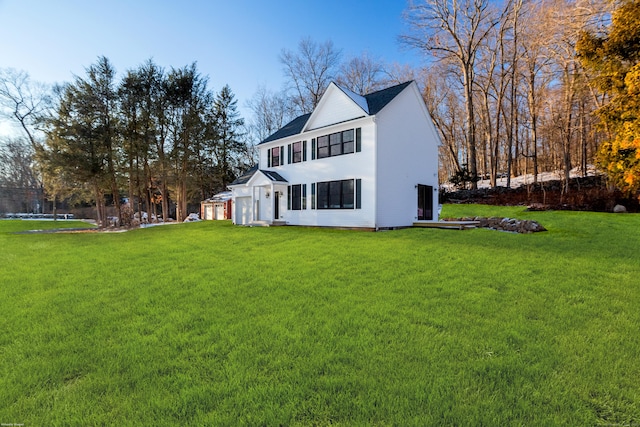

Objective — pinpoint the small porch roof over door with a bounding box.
[243,170,288,192]
[228,167,288,188]
[257,170,288,184]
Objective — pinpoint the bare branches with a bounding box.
[280,38,342,114]
[403,0,499,64]
[246,86,293,142]
[335,52,388,95]
[403,0,501,187]
[0,68,51,149]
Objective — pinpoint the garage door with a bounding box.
[204,205,213,220]
[234,197,251,225]
[215,204,225,220]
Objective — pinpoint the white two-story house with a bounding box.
[228,80,440,230]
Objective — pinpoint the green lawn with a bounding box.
[1,206,638,425]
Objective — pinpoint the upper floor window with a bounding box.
[317,135,329,159]
[342,129,355,154]
[292,141,302,163]
[268,146,282,167]
[313,128,360,160]
[272,146,281,166]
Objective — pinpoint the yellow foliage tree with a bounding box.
[597,64,640,196]
[577,0,640,199]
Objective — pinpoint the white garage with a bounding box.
[200,191,232,220]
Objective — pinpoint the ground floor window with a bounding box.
[317,179,355,209]
[288,184,306,210]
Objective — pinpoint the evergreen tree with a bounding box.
[42,57,121,225]
[210,85,245,191]
[119,59,166,220]
[165,63,210,221]
[37,56,249,223]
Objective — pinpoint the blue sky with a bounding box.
[0,0,422,134]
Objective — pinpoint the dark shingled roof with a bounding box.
[229,165,258,186]
[259,81,413,145]
[260,113,311,144]
[364,81,412,115]
[228,166,288,186]
[260,170,288,183]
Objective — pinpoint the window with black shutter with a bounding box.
[313,129,358,159]
[292,141,302,163]
[316,179,356,209]
[290,184,302,210]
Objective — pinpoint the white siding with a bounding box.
[305,85,367,131]
[232,81,440,229]
[375,83,440,227]
[231,186,251,199]
[277,117,377,228]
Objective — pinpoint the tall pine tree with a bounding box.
[43,56,121,225]
[211,84,245,191]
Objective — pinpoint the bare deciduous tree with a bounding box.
[335,52,388,95]
[246,85,293,143]
[280,38,342,114]
[0,137,41,213]
[0,68,50,150]
[403,0,502,189]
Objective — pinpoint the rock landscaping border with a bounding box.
[443,217,547,233]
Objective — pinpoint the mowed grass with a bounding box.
[0,206,638,425]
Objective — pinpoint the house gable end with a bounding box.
[304,83,368,131]
[375,81,442,147]
[246,171,273,187]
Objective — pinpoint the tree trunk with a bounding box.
[463,65,478,189]
[527,74,539,184]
